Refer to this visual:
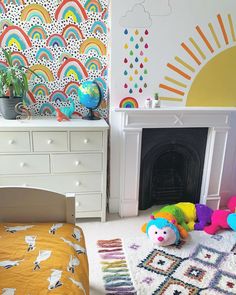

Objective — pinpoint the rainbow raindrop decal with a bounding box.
[122,28,150,104]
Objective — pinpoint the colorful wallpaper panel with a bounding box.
[0,0,108,118]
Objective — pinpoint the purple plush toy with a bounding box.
[194,204,213,230]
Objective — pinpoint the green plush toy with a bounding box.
[153,205,190,232]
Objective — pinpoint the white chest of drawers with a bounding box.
[0,117,109,222]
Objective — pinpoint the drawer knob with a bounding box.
[8,139,15,145]
[47,139,53,144]
[75,181,81,187]
[76,201,81,207]
[75,161,80,166]
[84,139,89,144]
[20,162,26,167]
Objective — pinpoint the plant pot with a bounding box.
[0,96,23,120]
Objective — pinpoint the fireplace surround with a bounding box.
[112,107,235,217]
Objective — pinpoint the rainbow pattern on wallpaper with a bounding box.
[21,4,52,23]
[0,0,108,117]
[85,0,103,13]
[4,0,25,5]
[80,38,107,56]
[0,26,32,50]
[91,21,107,35]
[58,58,88,80]
[35,48,54,61]
[55,0,88,23]
[64,81,81,96]
[28,25,47,40]
[62,24,84,40]
[11,51,29,67]
[46,34,67,48]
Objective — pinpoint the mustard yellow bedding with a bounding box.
[0,223,89,295]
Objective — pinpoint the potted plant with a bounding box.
[0,48,40,119]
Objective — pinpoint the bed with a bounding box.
[0,187,89,294]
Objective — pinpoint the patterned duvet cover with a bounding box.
[0,223,89,295]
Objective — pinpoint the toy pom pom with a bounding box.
[171,219,176,224]
[150,215,155,220]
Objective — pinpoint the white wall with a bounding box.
[109,0,236,213]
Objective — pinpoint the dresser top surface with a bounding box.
[0,117,109,129]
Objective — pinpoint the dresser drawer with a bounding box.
[33,132,68,152]
[76,194,102,212]
[70,131,102,151]
[0,174,102,193]
[51,153,102,173]
[0,155,50,175]
[0,132,30,153]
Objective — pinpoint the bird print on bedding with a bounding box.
[61,237,86,254]
[1,288,16,295]
[47,269,63,290]
[25,235,37,252]
[4,225,34,233]
[72,227,81,241]
[49,223,64,235]
[34,250,52,271]
[0,260,23,269]
[67,255,80,273]
[0,223,89,294]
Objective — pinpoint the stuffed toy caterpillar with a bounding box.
[142,212,188,247]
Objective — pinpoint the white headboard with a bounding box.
[0,187,75,223]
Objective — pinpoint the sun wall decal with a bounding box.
[159,14,236,107]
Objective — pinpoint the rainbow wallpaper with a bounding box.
[0,0,108,117]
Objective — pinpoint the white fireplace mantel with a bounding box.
[111,107,236,217]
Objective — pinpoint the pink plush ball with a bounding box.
[228,196,236,212]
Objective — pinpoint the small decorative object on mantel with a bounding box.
[78,81,102,120]
[144,97,152,108]
[55,97,75,122]
[152,92,160,108]
[0,48,40,120]
[119,97,139,108]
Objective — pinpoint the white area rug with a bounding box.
[123,231,236,295]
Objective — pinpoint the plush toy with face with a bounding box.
[146,218,180,246]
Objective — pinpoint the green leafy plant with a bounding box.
[154,92,159,100]
[0,48,40,98]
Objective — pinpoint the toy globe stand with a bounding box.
[78,81,102,121]
[84,108,101,120]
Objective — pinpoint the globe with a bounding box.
[78,81,102,120]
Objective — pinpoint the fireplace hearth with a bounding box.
[139,128,208,210]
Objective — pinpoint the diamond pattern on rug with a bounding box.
[153,277,200,295]
[210,270,236,295]
[138,249,182,276]
[172,259,217,289]
[191,244,226,267]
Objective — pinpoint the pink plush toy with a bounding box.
[204,196,236,235]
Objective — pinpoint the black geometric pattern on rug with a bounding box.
[210,270,236,295]
[191,244,226,267]
[138,243,236,295]
[138,249,182,276]
[152,277,200,295]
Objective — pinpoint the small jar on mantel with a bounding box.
[152,93,161,108]
[145,98,152,108]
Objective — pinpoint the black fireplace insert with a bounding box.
[139,128,208,210]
